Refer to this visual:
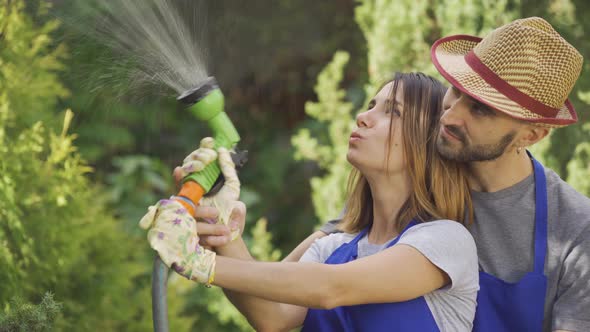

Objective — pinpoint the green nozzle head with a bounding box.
[178,77,240,192]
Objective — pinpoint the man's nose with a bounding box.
[441,99,468,128]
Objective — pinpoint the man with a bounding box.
[429,17,590,332]
[162,17,589,331]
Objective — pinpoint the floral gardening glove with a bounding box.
[176,137,219,177]
[176,137,242,240]
[139,198,216,284]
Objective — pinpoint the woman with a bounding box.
[140,72,478,331]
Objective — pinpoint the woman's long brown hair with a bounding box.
[339,72,473,233]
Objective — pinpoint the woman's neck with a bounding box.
[364,171,411,244]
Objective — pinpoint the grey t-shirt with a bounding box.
[470,167,590,332]
[302,220,479,332]
[320,167,590,332]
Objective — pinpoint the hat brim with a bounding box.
[431,35,577,128]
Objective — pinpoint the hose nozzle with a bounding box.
[174,77,240,214]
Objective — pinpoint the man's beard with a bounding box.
[436,125,516,162]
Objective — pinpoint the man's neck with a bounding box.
[467,151,534,192]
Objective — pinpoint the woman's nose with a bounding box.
[356,110,370,127]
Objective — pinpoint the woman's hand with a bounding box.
[139,198,216,284]
[174,137,246,247]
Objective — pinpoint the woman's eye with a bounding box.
[367,101,376,110]
[385,107,401,116]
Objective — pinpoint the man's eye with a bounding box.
[471,102,495,117]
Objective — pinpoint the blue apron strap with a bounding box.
[531,155,548,274]
[347,227,370,260]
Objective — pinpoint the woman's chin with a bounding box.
[346,152,361,168]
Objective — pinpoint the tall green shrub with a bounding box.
[0,1,194,330]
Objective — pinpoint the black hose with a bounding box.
[152,255,169,332]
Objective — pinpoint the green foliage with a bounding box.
[107,155,173,231]
[292,51,354,223]
[356,0,521,86]
[247,218,283,262]
[355,0,433,84]
[0,1,194,330]
[0,0,68,129]
[0,293,61,332]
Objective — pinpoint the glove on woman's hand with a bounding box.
[139,198,215,284]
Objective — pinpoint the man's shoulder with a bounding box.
[545,168,590,236]
[545,168,590,212]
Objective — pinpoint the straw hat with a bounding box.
[431,17,583,127]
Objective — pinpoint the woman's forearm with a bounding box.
[215,239,304,331]
[213,257,338,309]
[215,237,253,260]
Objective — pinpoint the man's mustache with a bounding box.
[443,125,467,143]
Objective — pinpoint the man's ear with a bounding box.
[518,125,550,147]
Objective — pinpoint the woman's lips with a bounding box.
[349,132,363,142]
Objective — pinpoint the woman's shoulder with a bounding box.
[398,220,477,263]
[401,220,474,244]
[300,231,357,263]
[397,219,479,293]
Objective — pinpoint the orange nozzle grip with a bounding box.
[174,181,205,216]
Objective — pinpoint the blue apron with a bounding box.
[302,220,440,332]
[473,156,548,331]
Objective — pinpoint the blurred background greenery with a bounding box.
[1,0,588,331]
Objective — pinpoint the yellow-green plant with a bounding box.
[0,1,194,330]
